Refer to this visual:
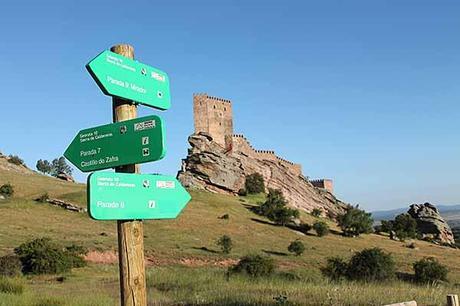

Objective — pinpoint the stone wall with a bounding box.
[232,134,302,176]
[310,179,334,193]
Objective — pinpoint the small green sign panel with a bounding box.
[64,115,166,172]
[88,172,191,220]
[86,50,171,110]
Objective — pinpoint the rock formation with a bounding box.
[408,202,455,245]
[178,133,348,216]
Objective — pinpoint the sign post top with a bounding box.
[86,50,171,110]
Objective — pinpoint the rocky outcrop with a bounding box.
[56,172,75,182]
[408,202,455,245]
[178,133,348,216]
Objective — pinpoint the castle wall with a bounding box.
[193,93,233,150]
[310,179,334,193]
[232,134,302,176]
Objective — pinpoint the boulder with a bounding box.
[407,202,455,245]
[178,133,348,216]
[56,172,75,182]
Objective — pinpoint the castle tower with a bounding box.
[193,93,233,151]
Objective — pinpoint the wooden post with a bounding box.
[111,44,147,306]
[447,295,459,306]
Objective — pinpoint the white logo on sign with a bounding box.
[142,136,149,145]
[151,71,165,82]
[148,200,156,208]
[142,148,150,157]
[156,181,175,189]
[134,120,155,131]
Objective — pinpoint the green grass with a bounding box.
[1,168,460,304]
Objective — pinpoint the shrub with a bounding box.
[216,235,233,254]
[313,221,329,237]
[347,248,395,282]
[380,220,393,233]
[219,213,230,220]
[413,257,448,284]
[337,206,373,237]
[287,240,305,256]
[311,208,322,217]
[14,238,86,274]
[257,189,299,225]
[0,277,23,295]
[244,173,265,194]
[231,254,275,277]
[0,183,14,198]
[0,255,22,277]
[322,257,348,281]
[8,155,24,166]
[298,223,312,234]
[36,193,49,203]
[238,188,247,196]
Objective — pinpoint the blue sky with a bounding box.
[1,0,459,211]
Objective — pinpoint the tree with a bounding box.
[393,213,418,240]
[244,173,265,194]
[287,240,305,256]
[257,189,299,226]
[313,221,329,237]
[36,159,52,175]
[50,157,73,177]
[337,206,373,237]
[216,235,233,254]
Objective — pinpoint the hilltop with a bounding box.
[0,153,459,304]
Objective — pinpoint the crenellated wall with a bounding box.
[232,134,302,176]
[309,179,334,193]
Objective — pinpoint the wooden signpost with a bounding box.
[65,44,190,306]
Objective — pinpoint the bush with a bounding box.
[322,257,348,281]
[413,257,448,284]
[0,277,23,295]
[337,206,373,237]
[347,248,395,282]
[219,213,230,220]
[231,254,275,277]
[244,173,265,194]
[238,188,247,196]
[0,255,22,277]
[298,223,312,234]
[0,183,14,198]
[287,240,305,256]
[36,193,49,203]
[8,155,24,166]
[216,235,233,254]
[313,221,329,237]
[256,189,299,225]
[14,238,86,275]
[311,208,322,217]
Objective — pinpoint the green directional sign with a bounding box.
[88,172,191,220]
[64,115,165,172]
[86,50,171,110]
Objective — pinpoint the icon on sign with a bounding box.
[142,148,150,157]
[148,200,156,209]
[143,180,150,188]
[157,91,163,98]
[141,67,147,76]
[120,125,127,134]
[142,137,149,145]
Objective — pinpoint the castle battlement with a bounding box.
[309,179,334,193]
[192,93,333,193]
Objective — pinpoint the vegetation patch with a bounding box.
[244,173,265,194]
[0,183,14,198]
[230,254,275,277]
[0,255,22,277]
[413,257,448,284]
[337,206,373,237]
[254,189,299,226]
[0,277,24,295]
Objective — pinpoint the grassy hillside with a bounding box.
[0,166,459,305]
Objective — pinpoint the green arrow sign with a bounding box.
[86,50,171,110]
[64,115,165,172]
[87,172,191,220]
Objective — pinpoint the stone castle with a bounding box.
[192,93,333,193]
